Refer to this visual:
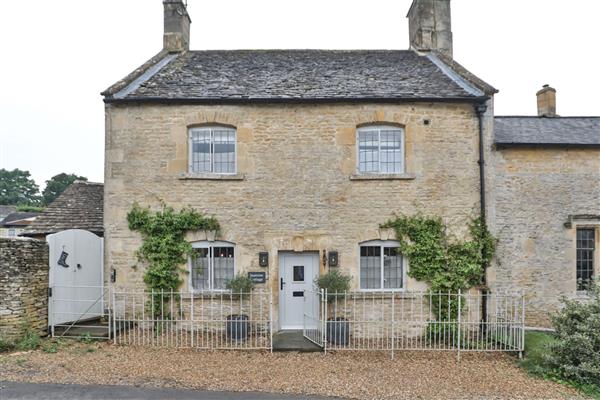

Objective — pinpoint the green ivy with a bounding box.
[380,215,495,321]
[127,203,220,293]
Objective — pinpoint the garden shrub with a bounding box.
[549,283,600,386]
[226,274,255,298]
[315,269,352,301]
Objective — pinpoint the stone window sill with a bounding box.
[350,173,416,181]
[178,173,245,181]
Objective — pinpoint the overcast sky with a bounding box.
[1,0,599,188]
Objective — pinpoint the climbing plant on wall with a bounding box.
[380,215,495,323]
[127,203,220,293]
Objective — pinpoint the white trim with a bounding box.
[114,54,179,99]
[358,240,405,292]
[425,53,485,97]
[188,127,237,175]
[188,240,236,293]
[356,125,405,175]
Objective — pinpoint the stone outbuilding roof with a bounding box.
[0,205,17,220]
[103,50,495,103]
[494,116,600,147]
[21,181,104,237]
[1,212,39,227]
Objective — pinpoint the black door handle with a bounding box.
[280,278,285,290]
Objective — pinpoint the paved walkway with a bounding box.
[0,382,337,400]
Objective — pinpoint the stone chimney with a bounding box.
[407,0,453,58]
[536,85,557,117]
[163,0,191,52]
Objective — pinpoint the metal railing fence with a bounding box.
[111,289,272,350]
[305,289,524,358]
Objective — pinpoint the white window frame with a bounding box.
[188,240,236,292]
[188,126,237,175]
[356,125,405,175]
[359,239,405,292]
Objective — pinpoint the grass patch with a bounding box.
[520,331,600,399]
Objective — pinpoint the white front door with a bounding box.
[279,252,319,330]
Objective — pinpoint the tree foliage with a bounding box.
[42,173,87,205]
[0,168,41,206]
[127,203,220,292]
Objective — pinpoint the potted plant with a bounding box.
[315,270,352,346]
[225,274,255,341]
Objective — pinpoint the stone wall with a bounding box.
[0,237,49,341]
[488,147,600,328]
[104,102,483,328]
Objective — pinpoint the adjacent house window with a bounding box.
[576,228,595,290]
[357,125,404,174]
[189,126,236,174]
[190,241,235,291]
[359,240,403,290]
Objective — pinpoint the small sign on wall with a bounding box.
[247,271,266,284]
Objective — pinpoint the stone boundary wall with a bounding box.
[0,237,49,341]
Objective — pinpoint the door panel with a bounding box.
[279,253,318,330]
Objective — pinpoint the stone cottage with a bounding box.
[102,0,599,329]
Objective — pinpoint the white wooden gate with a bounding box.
[47,229,104,329]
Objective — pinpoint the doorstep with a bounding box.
[272,330,323,352]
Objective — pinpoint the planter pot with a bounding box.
[226,314,249,341]
[327,317,349,346]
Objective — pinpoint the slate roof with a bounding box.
[103,50,493,103]
[0,205,17,220]
[1,212,39,227]
[21,181,103,237]
[494,117,600,147]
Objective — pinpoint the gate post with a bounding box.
[112,288,117,345]
[323,289,327,354]
[457,289,462,362]
[391,292,395,359]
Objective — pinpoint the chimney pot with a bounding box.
[407,0,453,58]
[536,85,557,117]
[163,0,191,52]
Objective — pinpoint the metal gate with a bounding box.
[302,289,325,347]
[47,229,107,338]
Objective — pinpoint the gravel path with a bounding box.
[0,342,585,400]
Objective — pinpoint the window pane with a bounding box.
[293,265,305,282]
[213,129,235,173]
[190,130,211,173]
[358,131,379,173]
[191,248,210,290]
[380,130,402,173]
[360,246,381,289]
[576,229,595,290]
[213,246,234,290]
[383,247,402,289]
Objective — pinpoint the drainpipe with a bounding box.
[475,102,488,335]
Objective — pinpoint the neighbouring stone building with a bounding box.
[102,0,599,329]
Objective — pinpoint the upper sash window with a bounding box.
[189,126,236,174]
[357,125,405,174]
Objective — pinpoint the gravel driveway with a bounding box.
[0,342,585,400]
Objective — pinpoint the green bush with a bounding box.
[549,284,600,386]
[226,274,255,298]
[15,326,41,351]
[0,336,14,352]
[315,270,352,301]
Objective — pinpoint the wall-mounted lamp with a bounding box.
[110,269,117,283]
[328,251,339,267]
[322,250,327,267]
[258,252,269,267]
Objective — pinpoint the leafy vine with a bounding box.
[380,215,495,322]
[127,203,220,293]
